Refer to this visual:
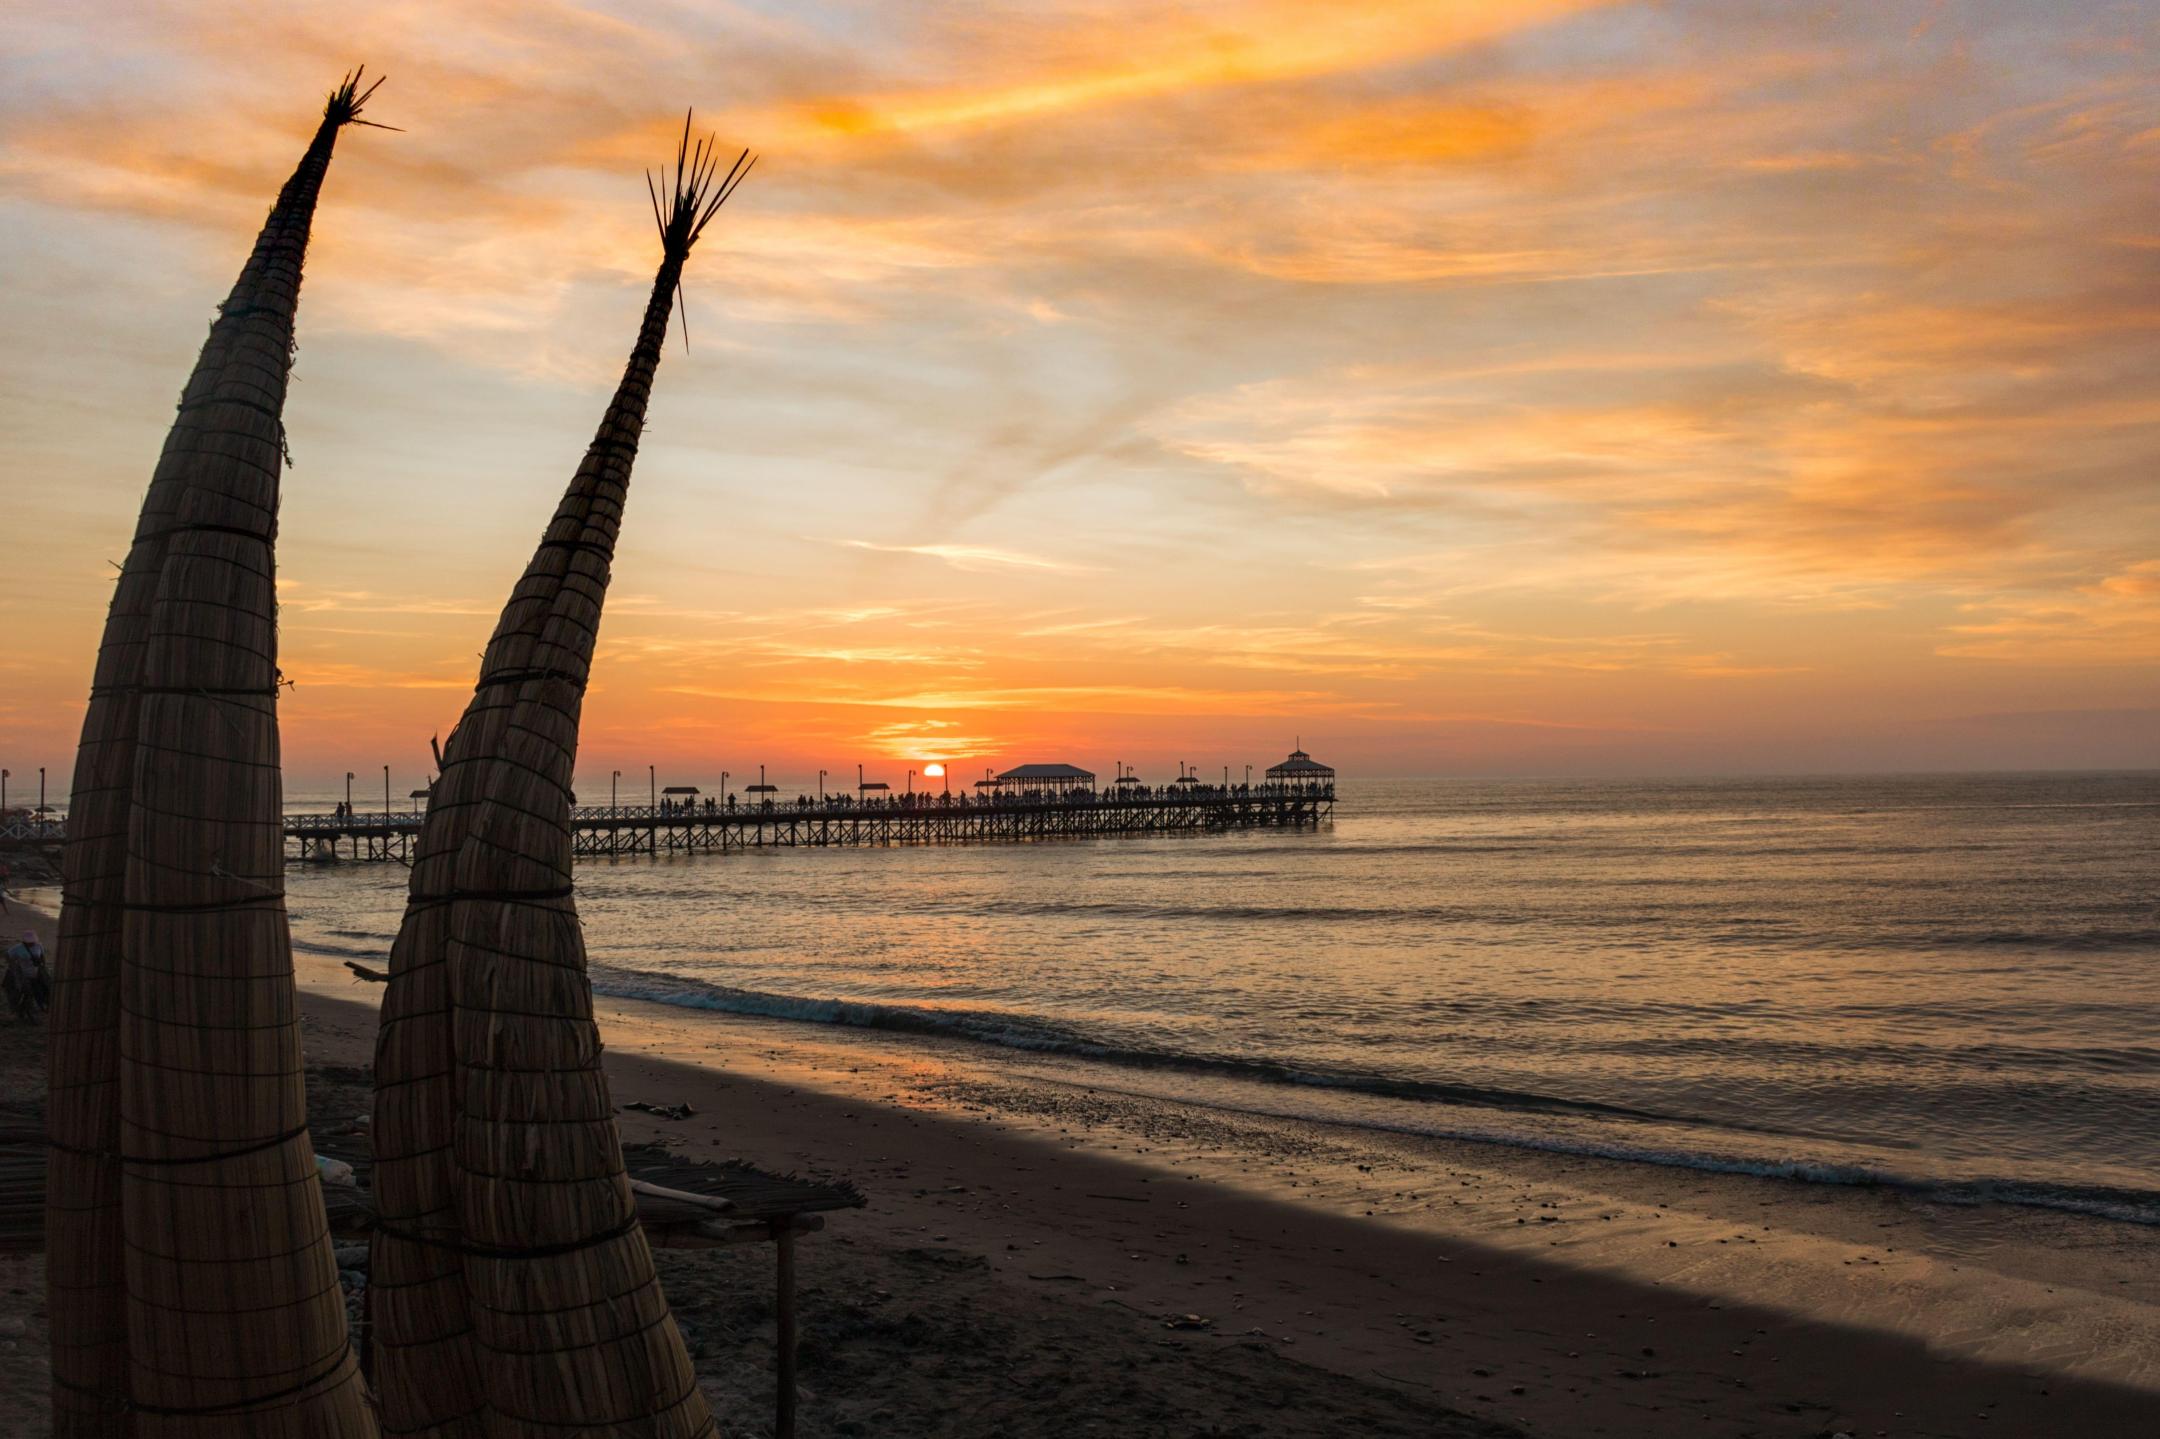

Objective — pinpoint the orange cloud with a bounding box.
[1941,563,2160,665]
[778,1,1611,139]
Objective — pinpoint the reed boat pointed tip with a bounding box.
[325,65,399,131]
[655,111,754,260]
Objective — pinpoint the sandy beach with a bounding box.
[5,892,2158,1436]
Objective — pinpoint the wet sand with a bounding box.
[6,896,2158,1435]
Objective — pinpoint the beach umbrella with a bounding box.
[44,71,386,1438]
[371,117,749,1438]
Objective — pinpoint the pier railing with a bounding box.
[0,816,63,845]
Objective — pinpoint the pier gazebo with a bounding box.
[984,762,1096,798]
[1265,743,1334,793]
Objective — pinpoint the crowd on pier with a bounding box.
[645,780,1330,817]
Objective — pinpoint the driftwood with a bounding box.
[370,116,750,1439]
[45,70,385,1439]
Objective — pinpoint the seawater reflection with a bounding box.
[284,773,2160,1221]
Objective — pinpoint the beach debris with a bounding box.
[1162,1313,1214,1331]
[44,69,389,1436]
[628,1100,698,1121]
[345,959,390,983]
[369,114,750,1439]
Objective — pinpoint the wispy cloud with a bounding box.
[837,539,1097,574]
[1939,562,2160,664]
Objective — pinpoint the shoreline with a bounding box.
[6,899,2158,1434]
[577,961,2160,1228]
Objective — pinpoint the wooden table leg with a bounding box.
[776,1226,798,1439]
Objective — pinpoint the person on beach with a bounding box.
[0,859,10,914]
[4,931,49,1022]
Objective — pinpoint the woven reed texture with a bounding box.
[373,130,745,1439]
[46,77,382,1439]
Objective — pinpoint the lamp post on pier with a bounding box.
[611,770,621,815]
[345,771,354,819]
[38,767,46,820]
[818,769,826,804]
[383,765,390,823]
[906,769,915,798]
[649,764,656,810]
[721,771,729,807]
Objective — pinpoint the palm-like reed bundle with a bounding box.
[45,72,387,1438]
[372,120,749,1439]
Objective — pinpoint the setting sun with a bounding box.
[922,763,946,777]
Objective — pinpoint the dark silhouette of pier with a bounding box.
[285,784,1335,863]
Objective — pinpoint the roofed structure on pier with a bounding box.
[984,762,1096,796]
[1265,745,1334,790]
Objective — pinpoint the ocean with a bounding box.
[279,772,2160,1224]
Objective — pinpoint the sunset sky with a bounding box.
[2,0,2156,797]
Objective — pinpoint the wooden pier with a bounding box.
[284,787,1334,863]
